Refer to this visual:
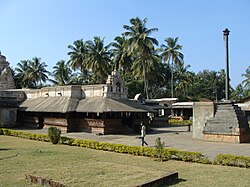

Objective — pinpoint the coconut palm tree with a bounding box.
[242,66,250,89]
[68,39,88,71]
[123,17,158,99]
[15,60,32,88]
[28,57,50,88]
[85,36,112,83]
[111,36,132,74]
[174,62,192,97]
[52,60,72,86]
[161,37,184,98]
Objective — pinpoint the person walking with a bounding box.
[141,122,148,146]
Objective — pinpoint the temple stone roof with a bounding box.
[0,52,15,90]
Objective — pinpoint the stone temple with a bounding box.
[0,52,26,127]
[0,53,154,134]
[0,52,15,90]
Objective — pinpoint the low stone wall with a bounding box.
[136,172,178,187]
[193,102,214,140]
[43,117,68,133]
[203,133,250,143]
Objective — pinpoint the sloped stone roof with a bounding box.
[19,96,155,113]
[19,97,78,113]
[76,97,155,113]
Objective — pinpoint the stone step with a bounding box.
[204,103,249,137]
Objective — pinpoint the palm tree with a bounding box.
[175,62,192,97]
[68,39,88,70]
[123,17,158,99]
[161,37,184,98]
[28,57,50,88]
[15,58,49,88]
[53,60,72,86]
[242,66,250,89]
[111,36,132,74]
[15,60,32,88]
[85,36,112,83]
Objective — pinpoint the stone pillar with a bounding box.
[192,102,214,139]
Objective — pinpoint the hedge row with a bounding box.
[0,128,210,163]
[214,154,250,168]
[1,128,49,142]
[1,128,250,168]
[168,119,192,125]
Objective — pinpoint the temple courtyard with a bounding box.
[14,125,250,160]
[1,134,250,187]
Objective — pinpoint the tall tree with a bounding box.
[52,60,72,86]
[231,84,248,101]
[85,36,112,83]
[123,17,158,99]
[15,58,49,88]
[111,36,132,74]
[28,57,50,88]
[15,60,32,88]
[242,66,250,89]
[68,39,88,71]
[175,62,193,97]
[161,37,184,98]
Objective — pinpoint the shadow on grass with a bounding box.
[0,153,19,160]
[162,178,187,186]
[0,148,11,151]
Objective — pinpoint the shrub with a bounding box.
[155,137,165,161]
[48,127,61,144]
[214,154,250,168]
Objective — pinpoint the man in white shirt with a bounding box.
[141,122,148,146]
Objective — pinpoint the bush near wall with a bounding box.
[2,128,250,168]
[214,154,250,168]
[1,128,49,142]
[168,119,192,125]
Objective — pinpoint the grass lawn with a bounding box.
[1,136,250,187]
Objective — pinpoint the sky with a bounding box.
[0,0,249,88]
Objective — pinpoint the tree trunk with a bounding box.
[142,61,149,99]
[171,58,174,98]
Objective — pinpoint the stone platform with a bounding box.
[203,103,250,143]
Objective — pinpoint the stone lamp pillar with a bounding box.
[223,28,230,101]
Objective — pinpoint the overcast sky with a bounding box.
[0,0,249,87]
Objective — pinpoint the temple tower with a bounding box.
[0,52,15,90]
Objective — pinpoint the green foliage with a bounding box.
[15,57,50,88]
[155,137,165,161]
[231,83,249,102]
[1,128,49,141]
[214,154,250,168]
[48,127,61,144]
[126,80,144,98]
[168,119,192,125]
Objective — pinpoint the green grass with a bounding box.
[1,136,250,187]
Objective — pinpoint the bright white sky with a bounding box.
[0,0,249,88]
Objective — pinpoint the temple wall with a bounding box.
[25,86,82,99]
[193,102,214,139]
[0,108,17,127]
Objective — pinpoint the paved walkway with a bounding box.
[14,125,250,160]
